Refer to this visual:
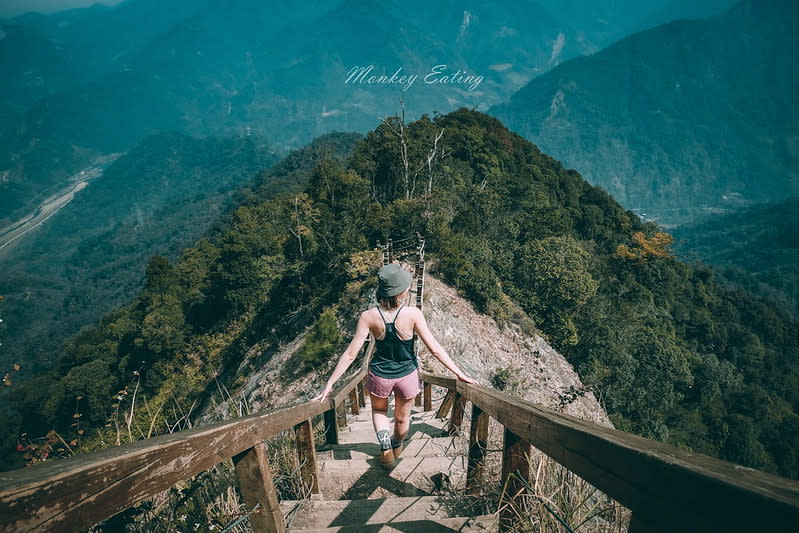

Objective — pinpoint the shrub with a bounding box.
[490,365,525,396]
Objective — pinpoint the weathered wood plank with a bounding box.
[435,390,456,419]
[0,400,325,532]
[501,427,531,498]
[415,259,425,310]
[293,419,319,495]
[0,349,375,533]
[448,393,466,436]
[436,377,799,533]
[348,389,360,416]
[323,408,339,446]
[357,380,366,408]
[500,428,531,531]
[423,382,432,412]
[423,374,455,390]
[233,443,285,533]
[336,403,347,429]
[466,404,489,495]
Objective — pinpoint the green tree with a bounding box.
[516,235,598,345]
[300,308,342,369]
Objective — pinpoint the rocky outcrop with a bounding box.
[205,272,612,430]
[421,274,612,428]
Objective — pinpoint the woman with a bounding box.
[314,263,477,466]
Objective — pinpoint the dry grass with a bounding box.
[88,384,320,532]
[444,398,632,533]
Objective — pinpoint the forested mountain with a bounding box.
[492,0,799,225]
[4,111,796,488]
[0,132,289,373]
[673,198,799,315]
[534,0,737,48]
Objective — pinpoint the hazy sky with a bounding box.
[0,0,124,18]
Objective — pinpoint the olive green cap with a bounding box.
[377,264,412,297]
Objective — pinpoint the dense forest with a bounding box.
[673,198,799,316]
[0,132,285,372]
[3,111,797,485]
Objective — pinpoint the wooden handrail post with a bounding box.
[349,389,360,415]
[293,419,319,495]
[233,442,285,533]
[357,379,366,407]
[414,391,422,407]
[336,402,347,428]
[435,390,456,419]
[323,407,339,445]
[423,382,432,411]
[500,427,532,530]
[466,404,489,494]
[449,393,466,436]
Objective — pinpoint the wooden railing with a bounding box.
[3,346,799,532]
[421,372,799,533]
[0,342,374,533]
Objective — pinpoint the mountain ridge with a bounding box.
[3,109,796,485]
[491,0,799,225]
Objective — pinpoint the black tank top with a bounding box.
[370,306,417,378]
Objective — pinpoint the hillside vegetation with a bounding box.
[3,111,797,485]
[0,132,286,373]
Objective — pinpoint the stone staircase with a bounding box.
[280,397,498,532]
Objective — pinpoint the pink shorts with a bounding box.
[366,369,421,399]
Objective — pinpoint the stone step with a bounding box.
[318,455,468,500]
[281,495,495,531]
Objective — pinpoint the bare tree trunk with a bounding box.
[381,97,411,199]
[380,97,449,200]
[292,196,304,260]
[400,100,410,199]
[427,128,445,195]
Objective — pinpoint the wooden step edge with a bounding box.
[280,495,493,530]
[285,513,499,532]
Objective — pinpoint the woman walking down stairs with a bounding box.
[280,394,498,532]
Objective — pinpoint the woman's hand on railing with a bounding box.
[313,383,333,402]
[456,373,478,385]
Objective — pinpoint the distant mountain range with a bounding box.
[534,0,738,49]
[492,0,799,225]
[1,0,742,227]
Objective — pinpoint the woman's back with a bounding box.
[371,305,415,341]
[368,305,417,379]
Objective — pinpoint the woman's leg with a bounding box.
[370,392,394,464]
[370,393,390,433]
[392,393,416,458]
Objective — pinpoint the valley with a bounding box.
[0,162,109,255]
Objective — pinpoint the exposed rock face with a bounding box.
[205,272,612,430]
[420,275,612,428]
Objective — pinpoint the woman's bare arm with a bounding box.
[314,312,371,401]
[413,309,477,383]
